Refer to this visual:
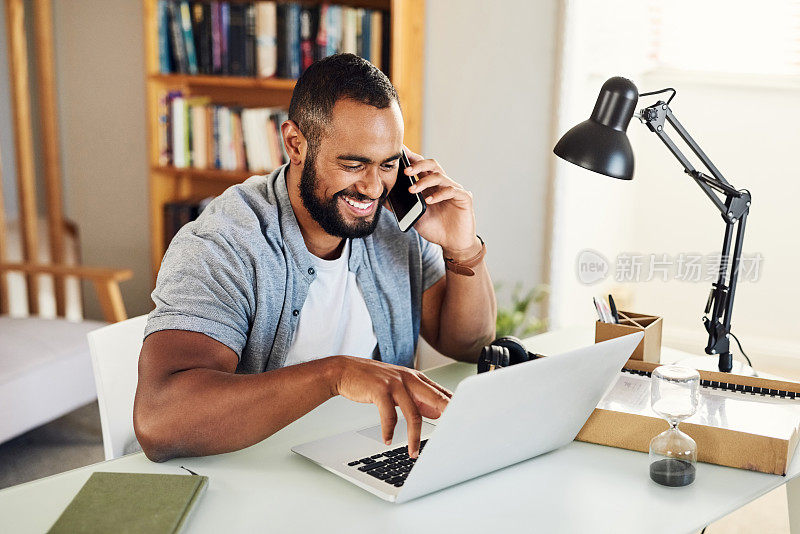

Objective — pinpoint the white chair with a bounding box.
[87,315,148,460]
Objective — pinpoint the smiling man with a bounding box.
[133,54,496,463]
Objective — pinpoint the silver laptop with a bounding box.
[292,332,643,503]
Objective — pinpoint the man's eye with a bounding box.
[343,164,362,171]
[381,163,398,171]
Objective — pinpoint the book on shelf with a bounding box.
[179,1,199,74]
[192,2,213,74]
[158,90,288,173]
[158,1,386,79]
[255,2,277,77]
[158,0,173,73]
[166,1,189,73]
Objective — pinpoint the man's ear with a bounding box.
[281,119,306,166]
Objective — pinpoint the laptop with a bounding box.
[292,332,643,503]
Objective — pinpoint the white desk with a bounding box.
[2,327,799,534]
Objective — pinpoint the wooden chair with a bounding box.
[0,0,134,444]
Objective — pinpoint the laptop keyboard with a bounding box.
[346,440,428,487]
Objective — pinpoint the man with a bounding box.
[134,54,496,463]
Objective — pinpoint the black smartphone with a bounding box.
[386,152,426,232]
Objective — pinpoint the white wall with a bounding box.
[422,0,559,304]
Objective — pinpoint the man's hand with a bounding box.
[404,147,481,259]
[329,356,452,458]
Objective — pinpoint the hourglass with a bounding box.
[649,365,700,487]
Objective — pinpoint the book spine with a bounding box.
[212,106,221,169]
[259,108,274,171]
[192,2,212,75]
[288,4,301,78]
[355,8,364,58]
[244,4,257,76]
[168,1,189,73]
[241,109,259,171]
[172,96,187,168]
[231,110,246,170]
[157,92,170,165]
[300,6,317,72]
[315,4,328,62]
[361,9,371,63]
[326,5,341,57]
[180,1,199,74]
[380,12,389,73]
[255,1,277,77]
[227,4,246,76]
[211,2,222,74]
[158,0,173,73]
[341,7,356,55]
[205,106,214,170]
[370,11,382,71]
[191,104,208,169]
[220,2,230,74]
[276,3,287,77]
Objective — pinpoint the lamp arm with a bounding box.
[639,101,752,372]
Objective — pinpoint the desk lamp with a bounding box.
[554,77,751,373]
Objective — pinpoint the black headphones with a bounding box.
[477,335,544,373]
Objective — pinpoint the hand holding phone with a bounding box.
[386,152,426,232]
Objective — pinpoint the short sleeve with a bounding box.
[419,234,446,292]
[144,227,255,358]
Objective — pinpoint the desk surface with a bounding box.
[2,327,798,534]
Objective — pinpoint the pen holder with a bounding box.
[595,311,663,363]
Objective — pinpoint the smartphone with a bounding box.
[386,152,426,232]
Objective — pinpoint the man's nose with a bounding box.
[355,166,384,199]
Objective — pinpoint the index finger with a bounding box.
[403,145,424,163]
[392,386,423,458]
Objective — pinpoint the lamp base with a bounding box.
[674,356,757,377]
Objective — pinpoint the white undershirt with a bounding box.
[283,239,378,367]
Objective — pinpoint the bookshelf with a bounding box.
[142,0,425,280]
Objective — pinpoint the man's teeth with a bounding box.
[343,197,374,210]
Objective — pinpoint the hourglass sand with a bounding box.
[649,365,700,487]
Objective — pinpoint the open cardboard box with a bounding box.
[595,310,662,363]
[576,359,800,475]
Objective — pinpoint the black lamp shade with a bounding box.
[553,77,639,180]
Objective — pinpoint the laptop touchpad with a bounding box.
[357,420,436,445]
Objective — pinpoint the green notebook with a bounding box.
[47,472,209,534]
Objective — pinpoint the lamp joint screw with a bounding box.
[657,125,663,131]
[711,350,717,354]
[662,105,666,110]
[727,211,734,217]
[746,202,751,206]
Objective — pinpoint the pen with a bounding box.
[593,297,609,323]
[608,294,620,324]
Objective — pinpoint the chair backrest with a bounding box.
[87,315,148,460]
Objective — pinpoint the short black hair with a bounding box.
[288,54,399,149]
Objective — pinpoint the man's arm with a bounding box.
[405,149,497,362]
[134,330,451,462]
[421,245,496,363]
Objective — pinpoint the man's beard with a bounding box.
[299,152,387,239]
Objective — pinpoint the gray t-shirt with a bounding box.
[145,164,445,373]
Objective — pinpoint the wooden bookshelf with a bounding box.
[142,0,425,280]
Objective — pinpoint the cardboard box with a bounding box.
[576,359,800,475]
[595,311,662,363]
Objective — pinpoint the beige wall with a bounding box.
[422,0,559,304]
[53,0,151,319]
